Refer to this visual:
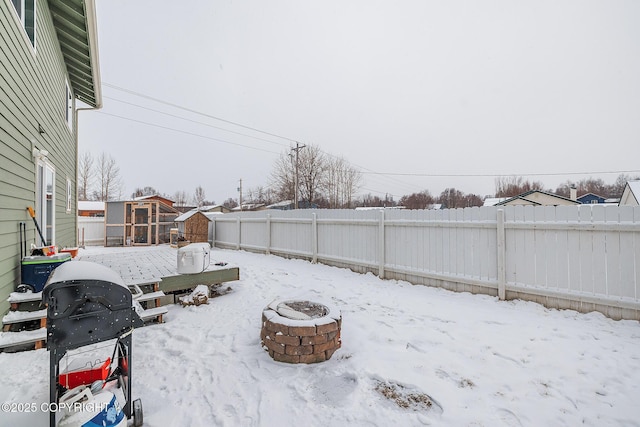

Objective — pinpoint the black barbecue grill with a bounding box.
[43,261,144,427]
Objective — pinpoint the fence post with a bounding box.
[379,209,385,278]
[497,208,506,300]
[312,213,318,263]
[266,214,271,255]
[236,217,241,250]
[210,219,216,248]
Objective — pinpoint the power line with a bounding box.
[94,111,281,155]
[101,83,425,195]
[103,95,289,148]
[102,82,299,144]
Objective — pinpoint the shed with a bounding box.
[175,211,210,243]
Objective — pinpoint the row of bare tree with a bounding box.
[79,147,637,210]
[269,144,361,208]
[78,152,123,201]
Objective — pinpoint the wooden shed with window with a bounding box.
[174,211,212,244]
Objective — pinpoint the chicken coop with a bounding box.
[104,199,179,246]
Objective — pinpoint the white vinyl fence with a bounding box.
[77,217,104,246]
[212,206,640,320]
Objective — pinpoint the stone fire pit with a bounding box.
[261,299,342,364]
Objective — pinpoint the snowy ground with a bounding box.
[1,246,639,426]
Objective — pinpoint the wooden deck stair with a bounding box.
[1,283,169,352]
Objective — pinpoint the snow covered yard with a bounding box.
[1,247,639,426]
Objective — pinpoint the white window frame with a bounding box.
[36,159,55,246]
[66,177,73,213]
[8,0,36,50]
[65,80,74,130]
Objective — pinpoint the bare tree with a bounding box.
[297,144,326,206]
[399,190,434,209]
[78,151,93,201]
[270,152,296,202]
[245,186,275,205]
[495,176,545,197]
[222,198,238,209]
[438,188,466,209]
[131,186,158,198]
[93,152,123,201]
[193,186,206,207]
[325,156,362,208]
[173,190,190,207]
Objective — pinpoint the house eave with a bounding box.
[49,0,102,108]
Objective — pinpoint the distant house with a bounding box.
[267,200,319,210]
[483,198,508,207]
[0,0,101,313]
[495,190,580,206]
[577,193,606,205]
[78,201,105,217]
[232,203,266,212]
[619,181,640,206]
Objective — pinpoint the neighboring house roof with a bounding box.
[203,212,225,220]
[355,206,407,211]
[619,181,640,206]
[49,0,102,108]
[496,190,580,206]
[232,203,266,211]
[78,200,105,211]
[483,197,508,207]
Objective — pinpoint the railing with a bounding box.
[211,206,640,320]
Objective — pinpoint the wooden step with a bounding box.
[7,291,43,311]
[137,290,166,303]
[0,328,47,350]
[8,291,43,304]
[139,306,168,323]
[2,309,47,331]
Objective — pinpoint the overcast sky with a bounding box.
[78,0,640,204]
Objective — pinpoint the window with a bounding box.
[36,160,55,245]
[10,0,36,48]
[65,80,73,129]
[66,177,72,213]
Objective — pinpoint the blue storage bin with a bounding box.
[20,253,72,292]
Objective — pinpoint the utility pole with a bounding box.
[238,178,243,211]
[291,142,305,209]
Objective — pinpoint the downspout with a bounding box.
[74,0,103,246]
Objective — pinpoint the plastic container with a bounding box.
[59,247,79,258]
[20,253,72,292]
[58,358,111,389]
[177,243,211,274]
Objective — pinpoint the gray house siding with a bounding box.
[0,0,77,314]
